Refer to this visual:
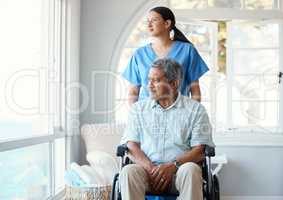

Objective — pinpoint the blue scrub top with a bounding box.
[122,40,209,100]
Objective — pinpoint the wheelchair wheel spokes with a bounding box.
[213,175,220,200]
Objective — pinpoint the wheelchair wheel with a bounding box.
[204,174,220,200]
[111,173,121,200]
[213,175,220,200]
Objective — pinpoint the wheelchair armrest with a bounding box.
[204,145,215,157]
[116,144,129,157]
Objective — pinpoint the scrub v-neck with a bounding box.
[148,41,177,59]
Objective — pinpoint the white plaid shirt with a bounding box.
[121,92,214,164]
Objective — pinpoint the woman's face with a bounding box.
[147,11,171,37]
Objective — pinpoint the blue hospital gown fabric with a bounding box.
[122,41,209,100]
[120,93,215,165]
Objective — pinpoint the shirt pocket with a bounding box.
[173,124,188,146]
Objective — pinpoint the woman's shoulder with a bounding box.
[176,40,194,49]
[136,43,151,53]
[130,43,152,59]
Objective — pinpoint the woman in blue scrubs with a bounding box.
[123,6,209,104]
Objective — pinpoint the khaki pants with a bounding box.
[119,162,203,200]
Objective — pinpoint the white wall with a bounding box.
[79,0,283,197]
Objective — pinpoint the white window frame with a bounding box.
[0,0,80,199]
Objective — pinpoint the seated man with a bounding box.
[120,58,214,200]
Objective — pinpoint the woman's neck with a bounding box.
[151,35,174,58]
[152,35,173,48]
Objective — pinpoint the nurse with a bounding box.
[122,6,209,104]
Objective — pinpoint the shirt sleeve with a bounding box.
[190,104,215,147]
[120,104,141,144]
[187,46,209,83]
[122,52,141,86]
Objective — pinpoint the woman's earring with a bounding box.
[170,29,174,40]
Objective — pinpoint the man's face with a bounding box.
[148,67,174,100]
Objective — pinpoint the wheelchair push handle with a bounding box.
[204,145,215,157]
[116,144,129,157]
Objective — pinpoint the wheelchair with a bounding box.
[111,144,220,200]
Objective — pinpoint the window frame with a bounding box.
[0,0,79,198]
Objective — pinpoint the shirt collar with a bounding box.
[150,92,183,110]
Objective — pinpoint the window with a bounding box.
[169,0,279,9]
[0,144,50,199]
[114,0,283,142]
[0,0,67,199]
[226,20,281,133]
[0,0,50,141]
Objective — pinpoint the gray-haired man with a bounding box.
[120,58,214,200]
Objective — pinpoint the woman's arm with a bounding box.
[190,80,201,102]
[128,84,140,105]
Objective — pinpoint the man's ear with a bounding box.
[171,80,180,90]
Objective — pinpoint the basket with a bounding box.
[65,184,112,200]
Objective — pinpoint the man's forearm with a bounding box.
[190,80,201,102]
[127,141,154,172]
[176,145,204,165]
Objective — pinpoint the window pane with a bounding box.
[55,139,65,193]
[216,83,228,131]
[170,0,278,9]
[199,51,213,72]
[232,75,279,101]
[169,0,207,9]
[125,19,149,48]
[177,22,212,50]
[117,48,136,73]
[208,0,241,8]
[233,49,279,74]
[114,73,129,123]
[199,75,212,102]
[0,143,50,200]
[115,100,130,124]
[201,101,212,120]
[232,101,279,127]
[245,0,277,9]
[115,74,129,101]
[0,0,50,141]
[230,22,279,48]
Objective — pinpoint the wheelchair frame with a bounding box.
[111,144,220,200]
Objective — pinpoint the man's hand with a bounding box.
[149,163,177,194]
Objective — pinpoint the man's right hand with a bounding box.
[148,163,177,194]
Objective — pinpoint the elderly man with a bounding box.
[120,58,214,200]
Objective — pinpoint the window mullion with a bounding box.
[279,20,283,133]
[274,0,279,9]
[49,141,55,197]
[241,0,245,9]
[0,134,65,152]
[226,22,233,131]
[60,0,67,132]
[210,22,218,134]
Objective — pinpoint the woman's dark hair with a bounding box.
[150,6,191,44]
